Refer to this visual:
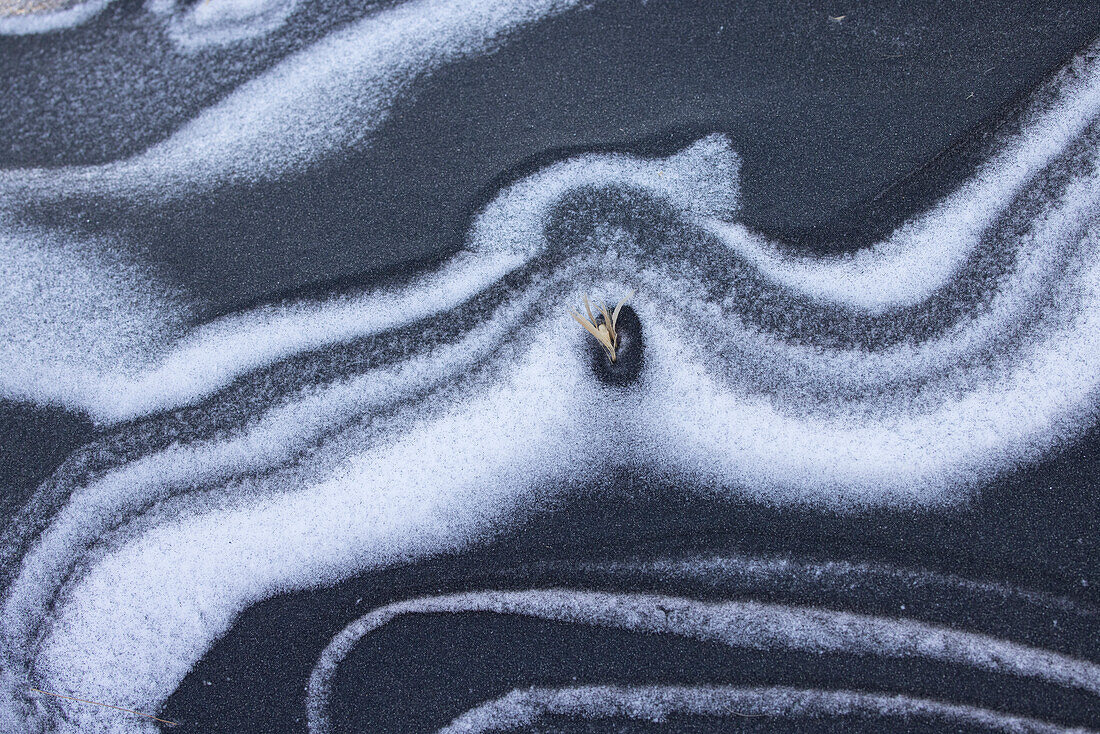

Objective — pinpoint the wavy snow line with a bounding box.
[309,590,1100,733]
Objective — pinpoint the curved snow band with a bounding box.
[4,1,1100,731]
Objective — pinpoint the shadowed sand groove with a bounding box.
[2,1,1100,732]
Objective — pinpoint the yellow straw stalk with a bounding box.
[571,290,635,363]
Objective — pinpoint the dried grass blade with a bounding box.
[583,295,596,325]
[598,304,614,342]
[613,289,635,326]
[572,311,608,346]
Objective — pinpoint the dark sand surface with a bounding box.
[3,3,1100,733]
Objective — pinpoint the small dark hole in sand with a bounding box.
[589,304,644,386]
